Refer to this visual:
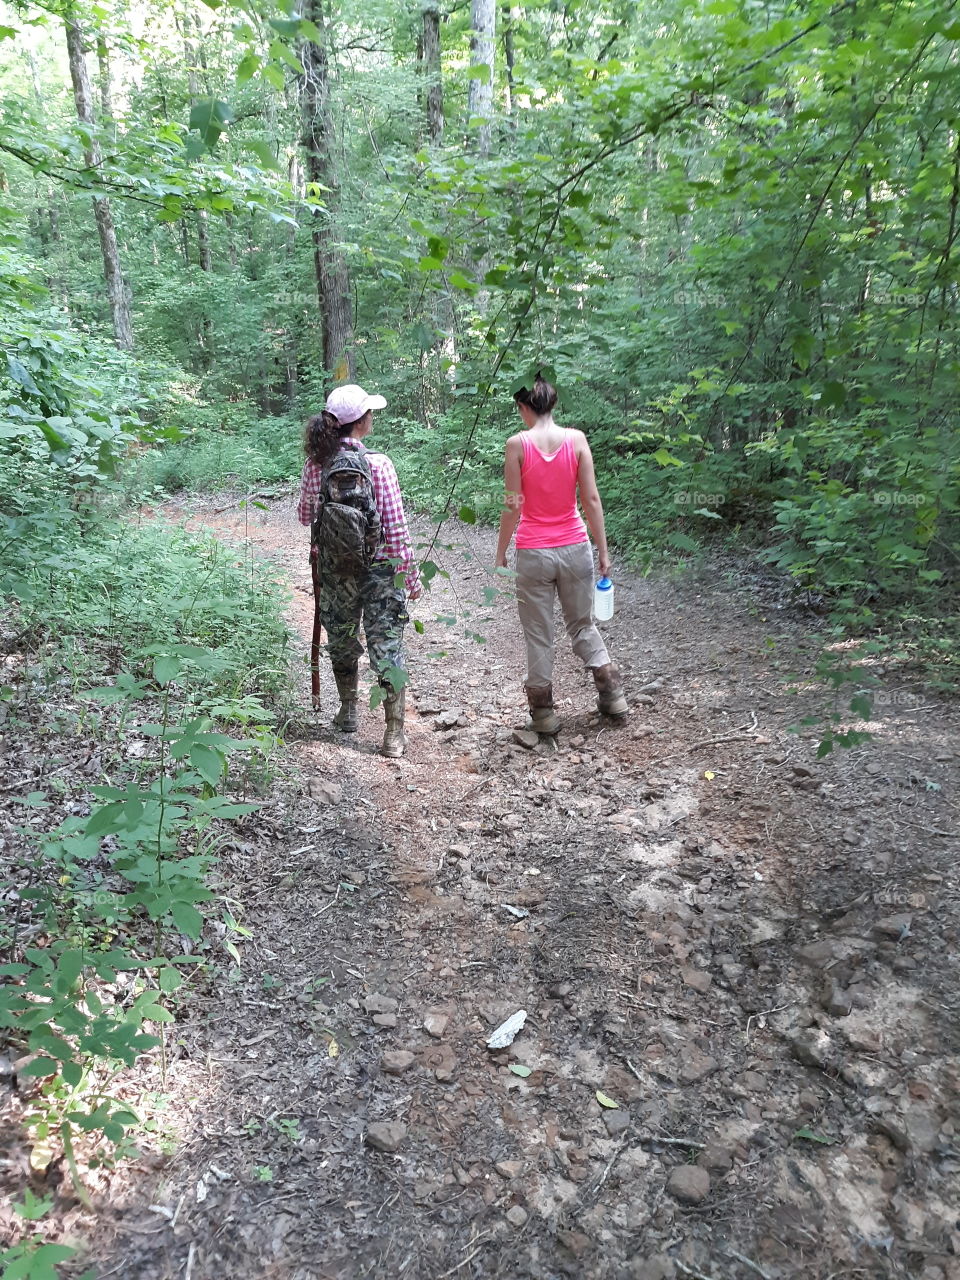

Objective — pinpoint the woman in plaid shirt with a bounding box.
[298,384,422,757]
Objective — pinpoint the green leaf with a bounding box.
[820,380,846,408]
[458,505,477,524]
[268,17,301,36]
[159,967,183,993]
[595,1091,619,1109]
[170,901,204,939]
[509,1064,533,1077]
[413,619,425,634]
[189,744,224,786]
[237,53,260,85]
[188,98,233,148]
[448,271,477,292]
[652,448,684,468]
[667,532,698,552]
[848,694,873,719]
[794,1126,834,1145]
[262,62,286,91]
[61,1060,83,1088]
[18,1057,59,1078]
[467,62,492,82]
[153,654,182,686]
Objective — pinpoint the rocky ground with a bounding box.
[8,492,960,1279]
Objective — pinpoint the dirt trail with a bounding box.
[88,494,959,1280]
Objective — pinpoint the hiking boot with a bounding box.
[381,686,406,758]
[333,667,359,733]
[525,684,561,736]
[592,662,628,717]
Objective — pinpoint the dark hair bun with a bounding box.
[514,371,558,416]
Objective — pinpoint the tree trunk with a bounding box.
[97,35,114,124]
[503,5,516,118]
[300,0,354,380]
[65,18,134,351]
[467,0,495,154]
[422,0,443,142]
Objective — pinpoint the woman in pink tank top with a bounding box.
[495,372,628,734]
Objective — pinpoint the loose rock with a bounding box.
[680,1050,719,1085]
[381,1050,416,1076]
[680,966,712,994]
[306,778,342,805]
[512,729,539,749]
[790,1028,834,1069]
[366,1122,407,1154]
[666,1164,711,1204]
[505,1205,529,1228]
[423,1012,449,1039]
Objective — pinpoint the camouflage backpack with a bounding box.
[311,444,383,578]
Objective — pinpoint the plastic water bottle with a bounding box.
[594,576,614,621]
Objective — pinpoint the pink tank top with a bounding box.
[515,430,588,549]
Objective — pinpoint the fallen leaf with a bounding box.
[509,1064,532,1077]
[704,770,715,780]
[794,1126,833,1145]
[596,1091,619,1109]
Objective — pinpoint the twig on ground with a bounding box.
[745,1002,793,1038]
[645,716,760,767]
[316,884,342,917]
[724,1247,771,1279]
[674,1261,719,1280]
[437,1246,484,1277]
[637,1133,707,1150]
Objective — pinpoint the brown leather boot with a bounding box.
[525,684,561,735]
[381,686,406,758]
[592,663,628,716]
[332,666,359,732]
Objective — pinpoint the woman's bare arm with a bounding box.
[574,433,611,576]
[495,436,524,567]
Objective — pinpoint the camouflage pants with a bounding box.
[319,561,408,689]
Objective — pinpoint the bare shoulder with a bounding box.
[504,433,525,455]
[569,428,591,452]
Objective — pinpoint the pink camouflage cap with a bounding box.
[325,384,387,424]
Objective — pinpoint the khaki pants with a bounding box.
[515,542,610,688]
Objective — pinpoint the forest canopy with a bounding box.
[0,0,958,649]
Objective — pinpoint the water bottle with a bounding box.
[594,576,614,621]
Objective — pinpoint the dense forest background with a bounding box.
[2,0,958,649]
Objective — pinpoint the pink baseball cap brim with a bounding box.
[325,384,387,424]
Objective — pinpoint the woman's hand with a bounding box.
[408,582,424,602]
[598,551,611,578]
[495,553,508,570]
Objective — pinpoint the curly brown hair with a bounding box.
[304,409,370,468]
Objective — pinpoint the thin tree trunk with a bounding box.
[300,0,353,379]
[503,5,516,118]
[96,35,114,124]
[181,15,213,365]
[422,0,443,142]
[467,0,495,154]
[65,17,134,350]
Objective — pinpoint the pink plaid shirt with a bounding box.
[298,440,421,594]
